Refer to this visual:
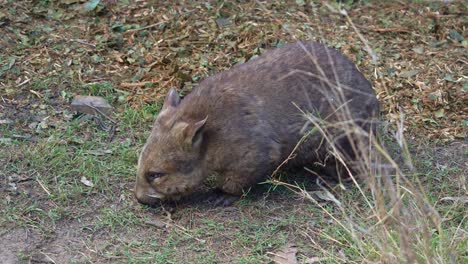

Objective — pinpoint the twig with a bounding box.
[71,39,96,48]
[144,220,166,229]
[12,177,33,183]
[357,25,411,33]
[40,252,56,264]
[16,78,30,87]
[29,89,42,98]
[120,81,154,88]
[170,221,206,244]
[143,215,205,243]
[125,21,165,33]
[36,178,51,196]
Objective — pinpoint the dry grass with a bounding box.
[266,4,466,261]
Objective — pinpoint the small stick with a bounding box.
[17,78,30,87]
[36,179,51,196]
[29,89,42,98]
[144,216,206,243]
[120,81,154,88]
[357,25,410,33]
[125,22,165,33]
[40,252,56,264]
[71,39,96,48]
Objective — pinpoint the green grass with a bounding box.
[1,89,465,263]
[2,106,466,263]
[2,115,466,262]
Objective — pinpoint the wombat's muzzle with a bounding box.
[134,185,164,206]
[135,194,160,206]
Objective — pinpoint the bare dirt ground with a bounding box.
[1,1,466,263]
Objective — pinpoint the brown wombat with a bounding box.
[135,41,379,206]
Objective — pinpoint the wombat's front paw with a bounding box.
[205,189,239,207]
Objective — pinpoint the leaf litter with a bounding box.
[0,1,465,141]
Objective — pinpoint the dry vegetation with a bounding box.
[0,0,466,263]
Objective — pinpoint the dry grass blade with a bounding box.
[264,2,454,262]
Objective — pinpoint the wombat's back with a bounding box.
[175,41,379,164]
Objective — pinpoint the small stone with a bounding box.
[29,122,38,129]
[0,119,13,125]
[71,95,113,116]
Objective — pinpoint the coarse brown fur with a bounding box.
[135,41,380,206]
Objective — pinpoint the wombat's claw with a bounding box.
[205,190,239,207]
[213,195,239,207]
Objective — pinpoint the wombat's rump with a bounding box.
[135,41,379,206]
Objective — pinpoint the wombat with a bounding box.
[135,41,379,206]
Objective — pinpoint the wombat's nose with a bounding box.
[135,195,160,206]
[134,186,164,206]
[134,191,161,206]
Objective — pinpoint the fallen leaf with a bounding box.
[296,0,306,6]
[434,108,445,118]
[82,0,100,12]
[412,46,424,54]
[60,0,81,4]
[443,74,456,83]
[429,40,447,48]
[449,30,464,42]
[272,243,298,264]
[399,69,419,78]
[215,17,231,28]
[67,138,85,145]
[305,257,330,263]
[80,176,94,187]
[28,122,38,130]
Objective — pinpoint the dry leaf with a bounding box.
[399,69,420,78]
[145,219,167,229]
[80,176,94,187]
[305,257,330,263]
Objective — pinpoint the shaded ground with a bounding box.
[1,1,466,263]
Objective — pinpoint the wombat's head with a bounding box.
[135,88,207,206]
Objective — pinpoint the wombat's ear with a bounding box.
[161,88,181,111]
[185,117,207,149]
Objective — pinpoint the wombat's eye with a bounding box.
[146,171,166,182]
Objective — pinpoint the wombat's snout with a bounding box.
[134,185,164,206]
